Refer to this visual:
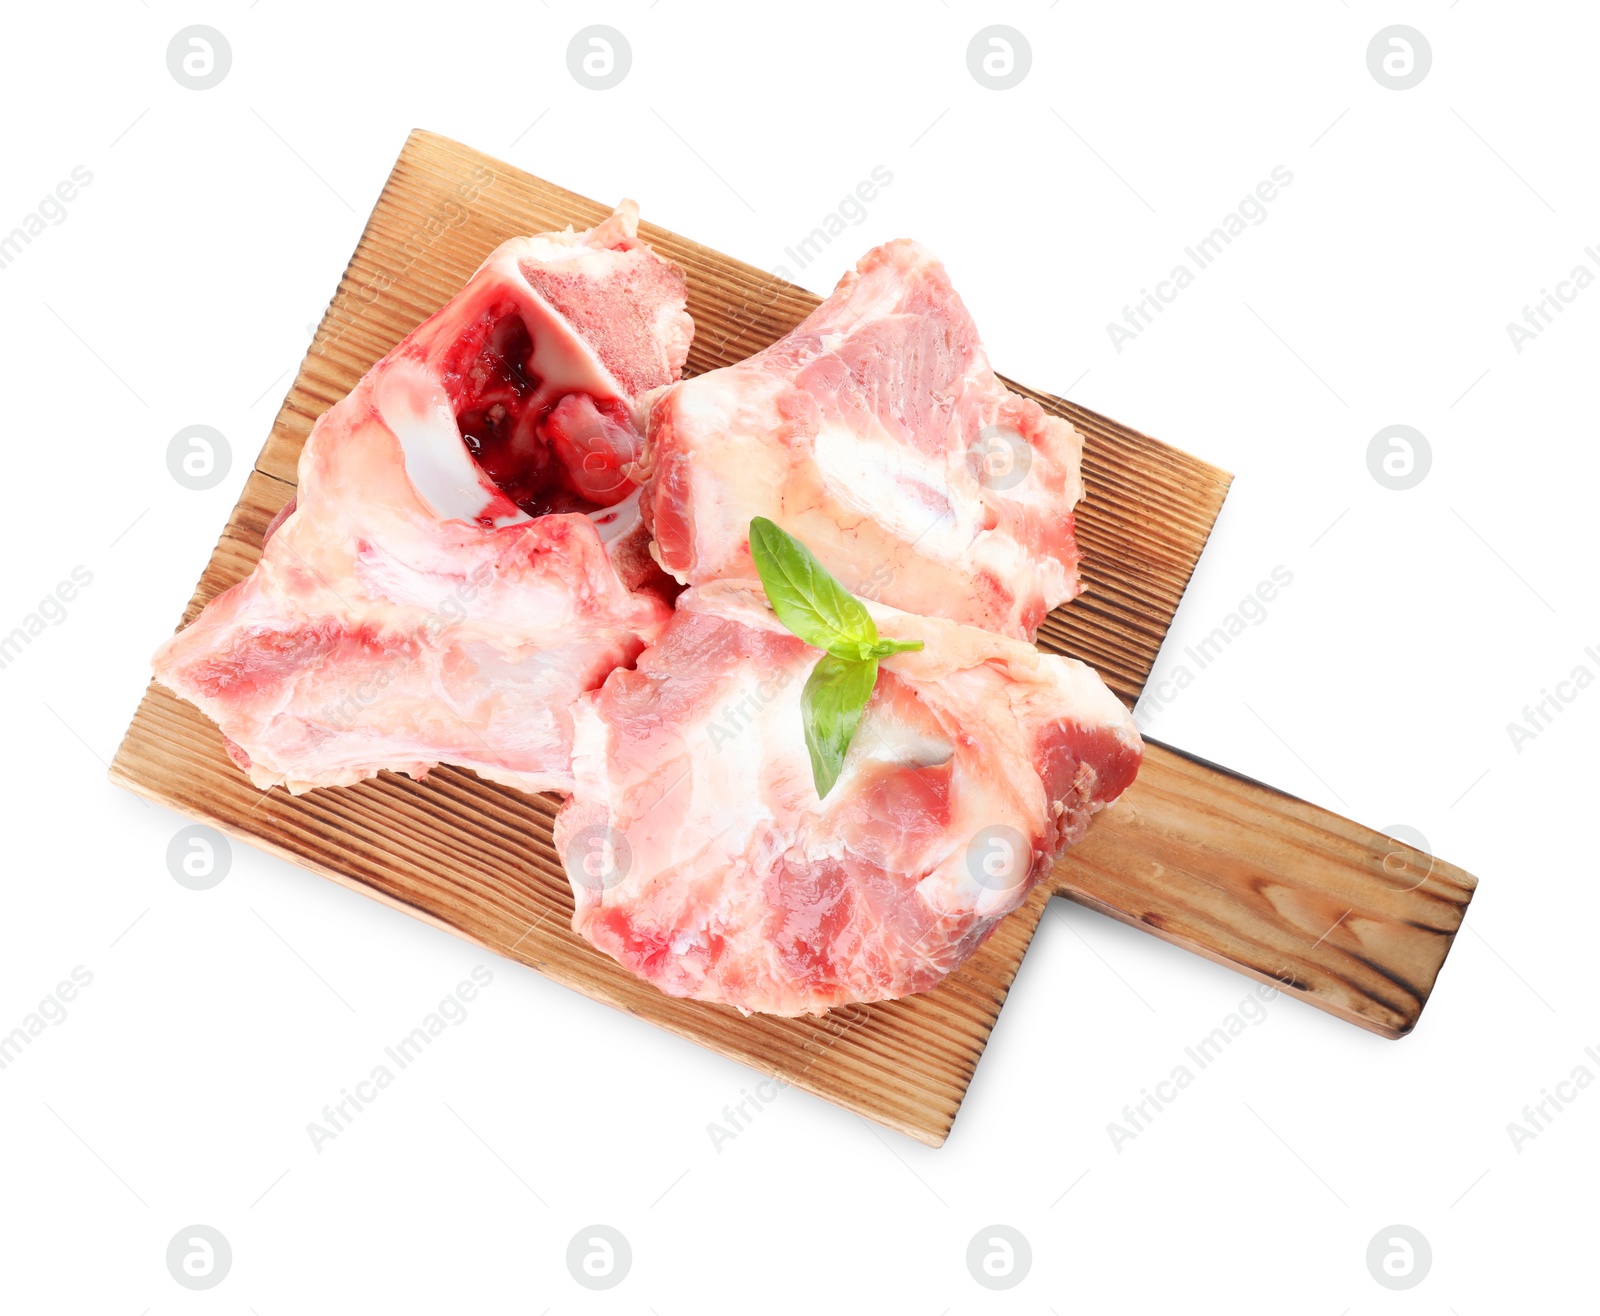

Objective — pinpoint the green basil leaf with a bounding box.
[866,636,924,658]
[801,653,879,800]
[749,516,880,661]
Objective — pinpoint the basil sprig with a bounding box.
[748,517,923,799]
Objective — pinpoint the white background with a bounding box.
[1,2,1594,1310]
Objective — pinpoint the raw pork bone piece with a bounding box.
[555,581,1142,1015]
[640,239,1085,641]
[153,202,693,795]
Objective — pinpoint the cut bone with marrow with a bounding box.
[153,203,692,794]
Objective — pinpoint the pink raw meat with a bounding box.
[554,580,1142,1015]
[153,202,692,794]
[640,240,1085,640]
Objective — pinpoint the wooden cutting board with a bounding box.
[111,130,1476,1146]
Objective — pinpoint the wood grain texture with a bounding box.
[111,131,1474,1146]
[1053,744,1475,1038]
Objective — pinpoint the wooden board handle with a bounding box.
[1052,740,1477,1037]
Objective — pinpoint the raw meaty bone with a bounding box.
[555,580,1143,1015]
[640,238,1085,640]
[153,203,692,795]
